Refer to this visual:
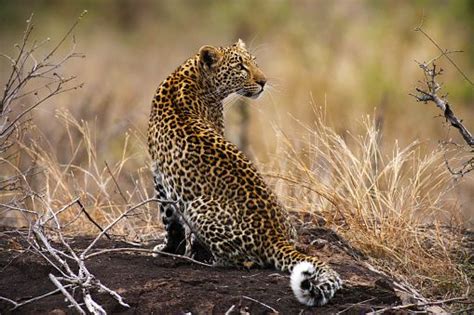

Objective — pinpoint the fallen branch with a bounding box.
[225,304,236,315]
[242,295,279,314]
[81,197,171,257]
[0,195,206,312]
[49,274,86,314]
[0,284,73,311]
[0,197,163,313]
[368,296,471,314]
[32,199,131,313]
[85,247,214,267]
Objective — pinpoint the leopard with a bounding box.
[147,39,342,306]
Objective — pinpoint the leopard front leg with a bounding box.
[153,171,186,255]
[182,224,214,263]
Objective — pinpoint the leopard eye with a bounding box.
[239,63,248,74]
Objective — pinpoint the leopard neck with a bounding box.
[151,56,225,135]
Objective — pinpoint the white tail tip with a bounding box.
[290,261,342,306]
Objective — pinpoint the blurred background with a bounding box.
[0,0,473,223]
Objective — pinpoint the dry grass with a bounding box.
[4,109,159,241]
[264,104,470,298]
[3,102,469,301]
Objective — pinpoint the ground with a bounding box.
[0,226,409,314]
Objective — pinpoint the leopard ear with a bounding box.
[199,45,222,69]
[235,38,246,49]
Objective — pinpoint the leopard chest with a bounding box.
[151,128,213,204]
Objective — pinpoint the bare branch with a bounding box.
[411,60,474,176]
[84,247,214,267]
[0,284,74,310]
[368,296,471,314]
[81,198,173,257]
[242,295,279,313]
[49,274,86,314]
[414,24,473,86]
[411,63,473,147]
[1,12,87,210]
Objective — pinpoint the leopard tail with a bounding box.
[271,241,342,306]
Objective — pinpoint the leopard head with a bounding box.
[198,39,266,99]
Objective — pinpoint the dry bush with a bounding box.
[264,105,470,298]
[0,14,158,239]
[0,14,158,311]
[0,13,86,226]
[14,108,159,240]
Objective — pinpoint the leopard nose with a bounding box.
[256,79,266,88]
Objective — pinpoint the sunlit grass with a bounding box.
[264,105,469,298]
[11,109,157,240]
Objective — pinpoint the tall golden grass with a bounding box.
[264,105,469,298]
[10,109,156,240]
[4,102,468,300]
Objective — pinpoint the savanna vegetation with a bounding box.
[0,1,472,313]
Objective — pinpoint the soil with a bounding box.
[0,226,406,314]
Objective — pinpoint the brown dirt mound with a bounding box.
[0,227,403,314]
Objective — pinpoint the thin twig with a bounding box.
[84,247,214,267]
[43,197,79,224]
[105,160,129,203]
[76,199,111,239]
[368,296,470,314]
[336,298,376,314]
[43,10,88,62]
[414,25,473,86]
[0,202,39,215]
[0,284,74,311]
[81,198,170,257]
[225,304,236,315]
[242,295,279,314]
